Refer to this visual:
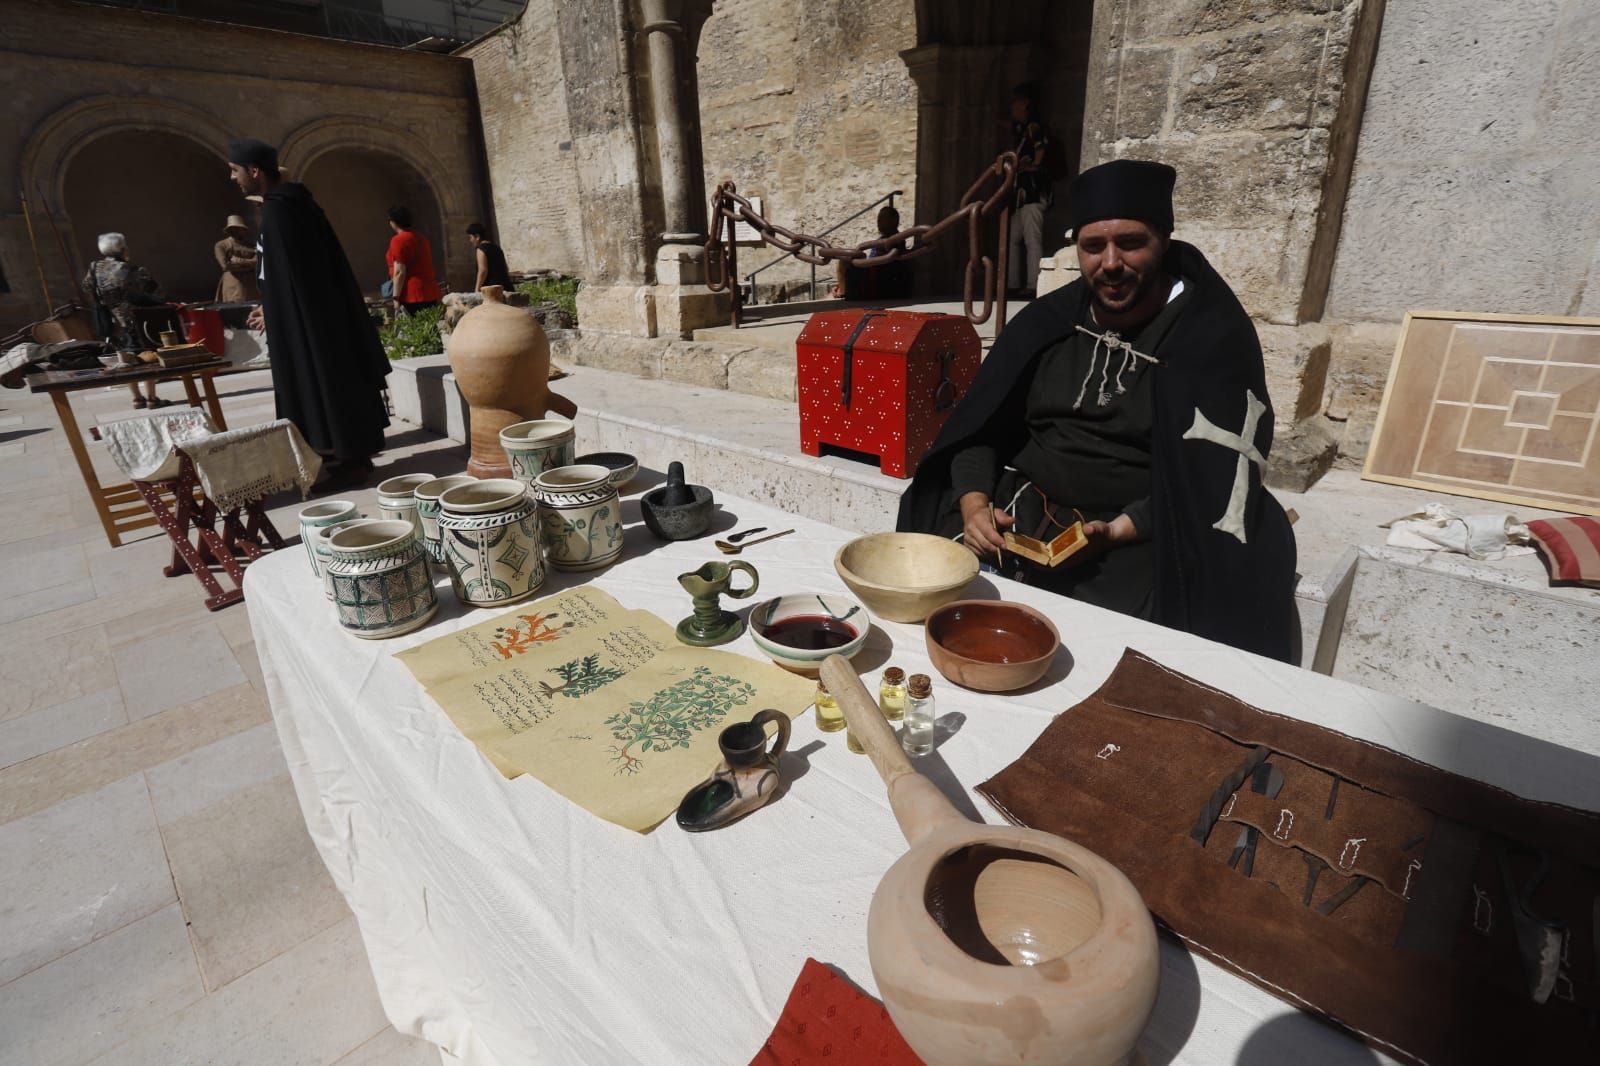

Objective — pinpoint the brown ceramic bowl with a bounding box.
[924,600,1060,693]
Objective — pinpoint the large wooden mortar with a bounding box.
[819,655,1159,1065]
[447,285,577,478]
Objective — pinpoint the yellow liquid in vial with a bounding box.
[814,692,845,732]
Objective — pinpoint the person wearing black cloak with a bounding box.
[897,159,1298,662]
[228,138,391,488]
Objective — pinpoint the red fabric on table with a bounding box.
[750,958,922,1065]
[1526,516,1600,587]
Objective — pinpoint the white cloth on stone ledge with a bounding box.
[1381,502,1534,561]
[101,411,322,510]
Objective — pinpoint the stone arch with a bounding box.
[21,95,245,301]
[22,95,236,213]
[280,116,471,288]
[298,147,448,296]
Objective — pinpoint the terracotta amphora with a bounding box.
[818,656,1160,1066]
[447,285,577,478]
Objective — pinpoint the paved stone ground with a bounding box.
[0,369,448,1066]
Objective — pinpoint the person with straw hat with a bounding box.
[214,214,259,301]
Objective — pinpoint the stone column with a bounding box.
[638,0,726,338]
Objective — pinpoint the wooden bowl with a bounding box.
[834,532,979,623]
[925,600,1059,692]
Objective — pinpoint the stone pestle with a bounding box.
[659,461,694,507]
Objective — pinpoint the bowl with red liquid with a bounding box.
[749,592,870,676]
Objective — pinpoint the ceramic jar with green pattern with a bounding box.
[325,520,438,639]
[500,418,576,486]
[532,464,623,572]
[437,479,545,606]
[414,474,477,568]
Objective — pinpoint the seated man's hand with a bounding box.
[959,492,1013,557]
[1066,513,1140,567]
[246,306,265,331]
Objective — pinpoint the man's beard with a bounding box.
[1089,264,1159,317]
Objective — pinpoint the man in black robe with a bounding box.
[228,138,390,488]
[898,159,1297,661]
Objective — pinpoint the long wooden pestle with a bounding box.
[819,653,1160,1066]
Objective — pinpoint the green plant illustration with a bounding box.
[539,654,624,699]
[605,666,755,775]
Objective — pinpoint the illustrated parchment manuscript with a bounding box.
[397,587,815,831]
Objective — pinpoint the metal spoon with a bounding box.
[715,528,794,554]
[724,526,768,544]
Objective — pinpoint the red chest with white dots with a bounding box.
[795,310,981,479]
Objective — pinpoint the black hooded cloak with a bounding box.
[898,241,1297,662]
[259,181,390,461]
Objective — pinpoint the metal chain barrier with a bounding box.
[705,151,1019,334]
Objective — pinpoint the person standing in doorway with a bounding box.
[1006,83,1051,299]
[386,206,442,315]
[466,222,512,292]
[227,138,390,489]
[214,214,259,301]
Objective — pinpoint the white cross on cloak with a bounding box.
[1181,389,1267,544]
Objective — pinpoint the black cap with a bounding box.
[1068,159,1177,236]
[226,138,279,172]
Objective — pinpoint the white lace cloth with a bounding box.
[101,411,323,511]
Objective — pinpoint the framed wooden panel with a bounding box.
[1363,310,1600,516]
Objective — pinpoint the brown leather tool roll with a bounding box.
[979,649,1600,1066]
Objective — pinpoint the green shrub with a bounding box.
[515,277,580,322]
[379,305,445,361]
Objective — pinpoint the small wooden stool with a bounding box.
[130,450,286,610]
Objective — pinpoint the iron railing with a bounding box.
[741,190,903,304]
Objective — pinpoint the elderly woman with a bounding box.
[83,232,171,408]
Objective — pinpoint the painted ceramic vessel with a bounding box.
[574,451,639,491]
[325,520,439,640]
[449,285,578,478]
[749,592,870,675]
[414,474,477,567]
[676,709,792,832]
[375,473,434,541]
[532,464,623,572]
[500,418,576,485]
[437,478,545,605]
[314,518,379,600]
[297,499,360,575]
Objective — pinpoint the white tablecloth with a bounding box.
[246,489,1600,1066]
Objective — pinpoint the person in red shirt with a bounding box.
[385,205,442,314]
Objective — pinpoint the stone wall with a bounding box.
[1319,0,1600,462]
[1082,0,1364,328]
[462,0,588,276]
[696,0,919,294]
[466,0,921,298]
[0,0,489,334]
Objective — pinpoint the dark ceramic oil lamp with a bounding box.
[676,709,790,831]
[641,461,714,540]
[676,559,759,646]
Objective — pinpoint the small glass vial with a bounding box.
[878,667,907,722]
[902,673,935,757]
[813,678,845,732]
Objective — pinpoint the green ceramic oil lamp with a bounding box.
[676,560,759,646]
